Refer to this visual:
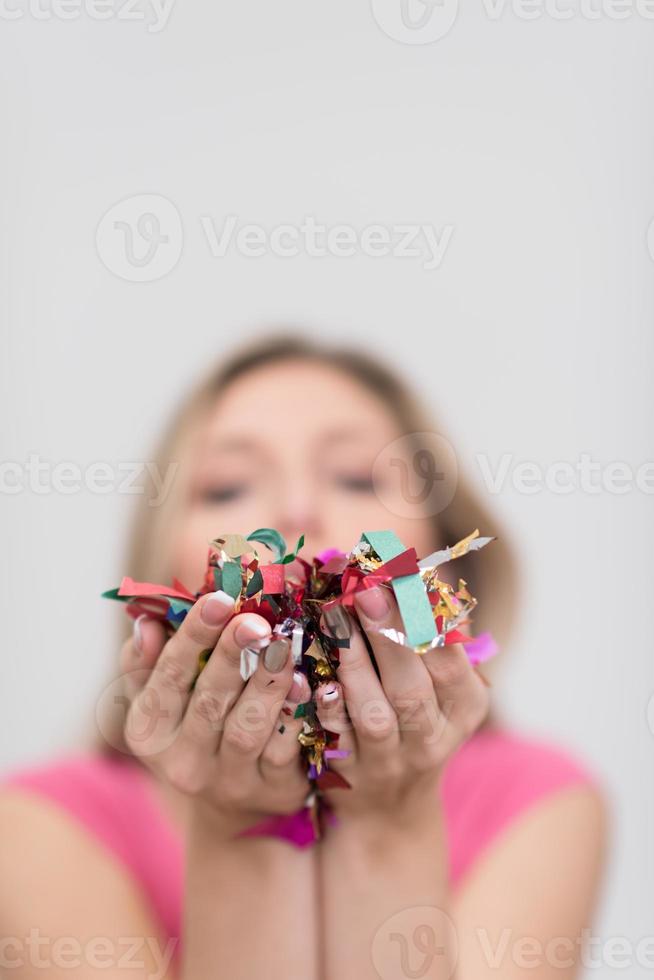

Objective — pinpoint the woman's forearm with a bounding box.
[181,803,319,980]
[319,805,455,980]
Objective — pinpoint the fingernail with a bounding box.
[133,615,147,655]
[235,617,271,648]
[355,586,390,621]
[263,638,290,673]
[244,634,272,652]
[323,605,352,639]
[200,590,234,626]
[286,670,307,705]
[321,685,339,704]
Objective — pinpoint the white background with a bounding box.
[1,2,653,975]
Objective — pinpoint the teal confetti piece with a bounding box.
[361,530,436,648]
[263,595,281,615]
[246,527,287,563]
[221,560,243,599]
[168,597,193,617]
[101,587,124,601]
[246,568,264,597]
[280,532,305,564]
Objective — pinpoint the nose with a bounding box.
[272,469,322,547]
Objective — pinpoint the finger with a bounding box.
[353,586,435,701]
[353,586,439,748]
[322,605,399,759]
[313,681,356,774]
[120,616,167,701]
[282,669,311,714]
[176,611,276,756]
[259,672,310,783]
[313,680,350,738]
[261,669,310,763]
[421,642,490,753]
[128,591,265,753]
[219,636,296,777]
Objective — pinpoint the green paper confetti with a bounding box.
[246,568,264,597]
[246,528,287,563]
[361,530,437,648]
[221,560,243,599]
[281,533,305,564]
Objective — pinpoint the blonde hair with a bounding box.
[96,332,519,756]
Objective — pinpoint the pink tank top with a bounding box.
[0,728,596,966]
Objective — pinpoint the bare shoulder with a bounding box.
[0,788,176,978]
[0,786,128,902]
[454,784,609,979]
[488,780,608,884]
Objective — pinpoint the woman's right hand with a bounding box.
[117,590,311,834]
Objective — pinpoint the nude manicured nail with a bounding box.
[263,638,290,673]
[234,617,271,648]
[323,605,352,639]
[244,634,272,652]
[133,615,147,655]
[286,670,308,705]
[200,590,234,626]
[355,586,390,621]
[321,685,339,704]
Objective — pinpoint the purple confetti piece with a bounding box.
[463,631,498,666]
[238,808,318,848]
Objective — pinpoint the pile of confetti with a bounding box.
[104,527,496,843]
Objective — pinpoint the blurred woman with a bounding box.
[0,335,606,979]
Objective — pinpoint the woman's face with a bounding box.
[171,358,439,591]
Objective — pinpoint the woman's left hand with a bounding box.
[314,585,489,825]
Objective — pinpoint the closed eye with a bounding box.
[335,475,376,493]
[200,484,248,503]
